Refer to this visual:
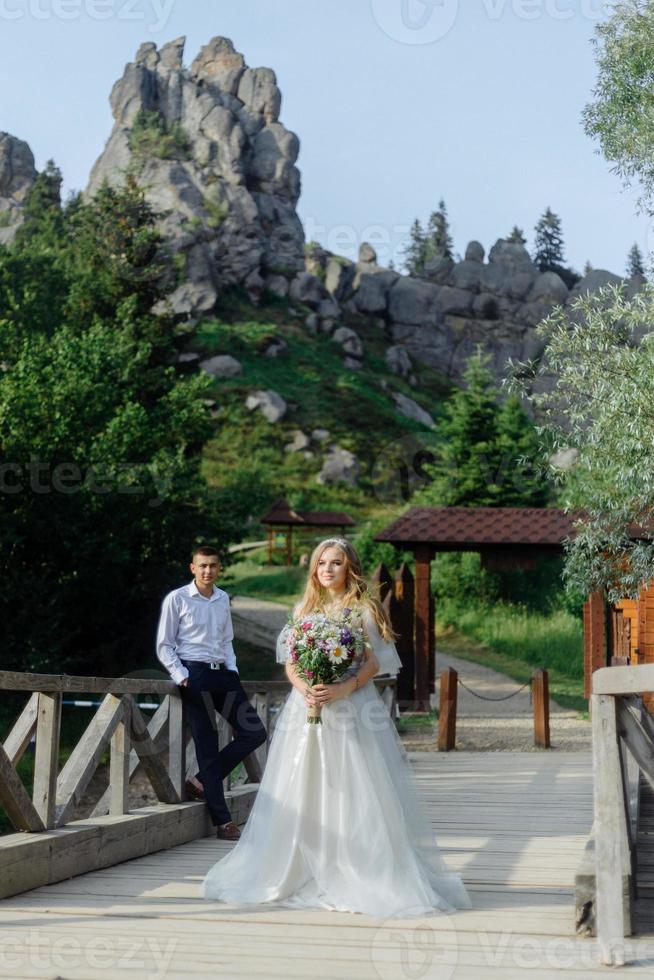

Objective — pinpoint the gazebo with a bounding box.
[260,496,355,564]
[375,506,578,709]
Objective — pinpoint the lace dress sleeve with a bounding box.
[276,604,300,665]
[362,608,402,677]
[276,623,293,664]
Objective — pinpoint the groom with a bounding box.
[156,544,266,840]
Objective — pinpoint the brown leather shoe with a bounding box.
[216,821,241,841]
[185,778,205,801]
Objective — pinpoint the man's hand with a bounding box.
[179,678,189,687]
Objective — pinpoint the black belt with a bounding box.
[181,660,228,670]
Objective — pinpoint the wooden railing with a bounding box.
[0,670,397,834]
[587,664,654,966]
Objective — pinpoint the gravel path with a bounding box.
[230,594,290,651]
[229,595,591,753]
[419,651,591,753]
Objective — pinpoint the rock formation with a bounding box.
[299,240,643,385]
[0,35,640,394]
[0,133,38,245]
[85,36,305,317]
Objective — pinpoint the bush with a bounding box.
[129,109,190,161]
[204,192,229,229]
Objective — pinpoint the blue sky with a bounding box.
[0,0,645,275]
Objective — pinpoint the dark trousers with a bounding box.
[180,662,267,826]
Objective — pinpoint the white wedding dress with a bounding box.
[202,609,471,917]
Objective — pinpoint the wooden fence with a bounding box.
[0,670,396,898]
[585,663,654,965]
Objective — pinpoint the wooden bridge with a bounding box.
[2,669,654,977]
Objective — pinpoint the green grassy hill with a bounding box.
[185,286,451,530]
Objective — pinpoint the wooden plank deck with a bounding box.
[2,751,653,978]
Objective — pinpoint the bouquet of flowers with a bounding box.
[285,607,365,724]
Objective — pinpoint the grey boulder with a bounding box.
[245,389,288,422]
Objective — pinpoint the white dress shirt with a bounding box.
[156,580,238,685]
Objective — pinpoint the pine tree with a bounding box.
[14,159,64,245]
[495,394,550,506]
[507,226,527,245]
[424,198,454,264]
[533,207,565,272]
[403,218,427,277]
[419,349,549,507]
[584,260,594,276]
[626,242,646,278]
[403,200,454,277]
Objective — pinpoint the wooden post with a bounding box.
[168,693,185,799]
[393,563,416,709]
[0,742,45,832]
[414,546,433,712]
[584,591,607,698]
[371,562,393,604]
[438,667,457,751]
[32,692,62,829]
[592,693,626,966]
[110,696,130,815]
[429,576,436,693]
[532,668,550,749]
[638,583,654,713]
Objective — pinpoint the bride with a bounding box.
[202,537,471,917]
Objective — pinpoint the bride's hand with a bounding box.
[304,687,321,707]
[311,682,350,704]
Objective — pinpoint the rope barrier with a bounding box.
[456,676,533,703]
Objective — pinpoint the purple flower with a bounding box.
[340,629,353,644]
[343,607,352,617]
[306,670,314,679]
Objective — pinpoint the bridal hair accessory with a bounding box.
[324,537,350,550]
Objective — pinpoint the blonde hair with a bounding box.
[294,538,396,641]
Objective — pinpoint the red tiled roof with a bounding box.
[261,496,355,528]
[375,507,579,548]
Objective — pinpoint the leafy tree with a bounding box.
[507,226,527,245]
[627,241,646,277]
[583,0,654,212]
[418,349,549,507]
[508,281,654,600]
[503,3,654,601]
[533,207,565,271]
[0,176,218,674]
[0,160,70,340]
